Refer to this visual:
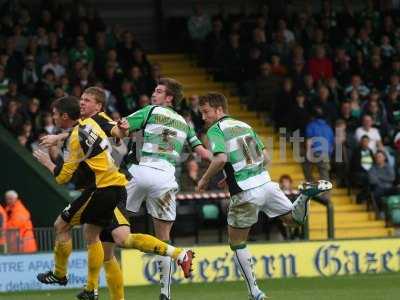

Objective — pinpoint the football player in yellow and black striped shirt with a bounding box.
[37,90,192,300]
[34,96,127,300]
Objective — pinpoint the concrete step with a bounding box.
[309,220,386,230]
[310,203,366,213]
[309,211,376,223]
[268,164,304,176]
[310,227,393,240]
[330,195,353,205]
[330,196,353,205]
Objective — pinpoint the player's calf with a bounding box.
[291,180,332,224]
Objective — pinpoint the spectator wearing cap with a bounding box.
[4,190,37,253]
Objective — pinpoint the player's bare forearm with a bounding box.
[33,149,56,174]
[194,145,212,161]
[48,145,60,162]
[112,119,130,138]
[198,153,227,189]
[40,132,68,147]
[111,126,128,138]
[263,149,270,166]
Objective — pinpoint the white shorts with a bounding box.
[126,164,178,221]
[228,181,293,228]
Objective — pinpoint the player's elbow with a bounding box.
[215,153,227,165]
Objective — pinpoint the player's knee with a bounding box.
[228,237,246,248]
[112,226,130,247]
[54,217,69,234]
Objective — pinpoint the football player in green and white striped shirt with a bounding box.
[116,78,210,300]
[197,92,332,300]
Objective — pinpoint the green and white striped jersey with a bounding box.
[126,105,202,173]
[207,116,270,195]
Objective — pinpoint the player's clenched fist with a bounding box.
[196,177,209,192]
[117,118,129,132]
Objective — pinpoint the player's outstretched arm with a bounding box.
[111,118,130,138]
[33,149,56,173]
[263,149,271,166]
[196,153,227,192]
[39,132,69,147]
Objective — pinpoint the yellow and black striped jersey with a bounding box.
[54,117,128,189]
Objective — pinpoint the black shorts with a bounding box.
[61,186,126,227]
[100,200,131,243]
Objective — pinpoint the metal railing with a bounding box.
[304,196,335,240]
[1,227,85,254]
[1,192,337,254]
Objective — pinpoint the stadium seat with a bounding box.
[384,195,400,225]
[198,202,224,243]
[172,201,199,243]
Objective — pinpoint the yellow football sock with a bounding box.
[54,239,72,278]
[86,241,104,291]
[123,234,183,259]
[104,256,124,300]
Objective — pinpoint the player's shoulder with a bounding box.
[153,106,187,123]
[78,117,104,134]
[95,112,114,122]
[219,117,251,130]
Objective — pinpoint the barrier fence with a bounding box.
[1,191,337,253]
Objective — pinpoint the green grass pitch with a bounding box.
[4,272,400,300]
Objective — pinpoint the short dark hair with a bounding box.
[51,96,80,120]
[361,135,370,140]
[83,86,106,109]
[199,92,228,113]
[158,77,183,105]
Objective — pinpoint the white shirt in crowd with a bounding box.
[355,126,382,153]
[42,63,66,78]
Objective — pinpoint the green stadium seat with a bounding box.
[383,195,400,225]
[201,204,220,220]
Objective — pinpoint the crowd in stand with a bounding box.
[2,1,400,219]
[0,1,213,197]
[0,1,161,147]
[186,0,400,217]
